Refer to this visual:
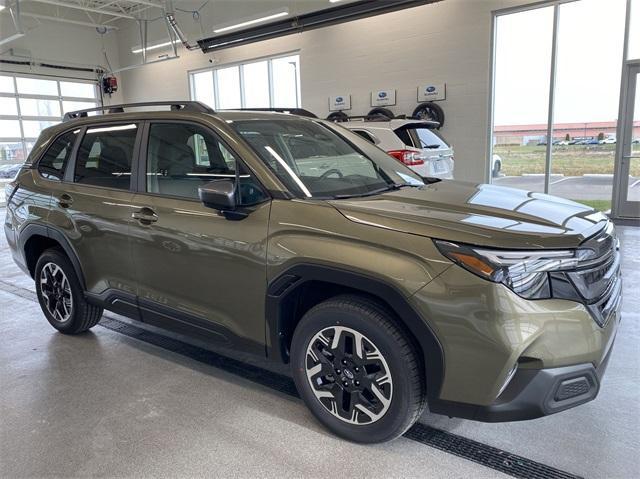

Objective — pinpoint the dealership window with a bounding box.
[0,74,98,165]
[490,0,627,212]
[190,53,300,109]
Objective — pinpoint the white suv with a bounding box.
[340,118,454,179]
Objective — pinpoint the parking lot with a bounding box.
[495,174,640,204]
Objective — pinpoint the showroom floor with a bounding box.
[1,209,638,478]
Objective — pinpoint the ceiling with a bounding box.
[1,0,353,31]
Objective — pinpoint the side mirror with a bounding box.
[198,179,236,211]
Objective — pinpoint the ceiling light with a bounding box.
[213,10,289,33]
[329,0,343,3]
[131,40,179,54]
[0,5,5,11]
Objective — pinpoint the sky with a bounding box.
[493,0,632,126]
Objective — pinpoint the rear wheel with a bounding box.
[291,295,426,443]
[35,248,103,334]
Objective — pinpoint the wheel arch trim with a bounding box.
[265,262,445,402]
[18,223,87,290]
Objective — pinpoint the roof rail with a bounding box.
[229,108,318,118]
[62,101,215,122]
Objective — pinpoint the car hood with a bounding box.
[329,181,608,249]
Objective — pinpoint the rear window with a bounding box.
[395,126,449,150]
[37,129,78,181]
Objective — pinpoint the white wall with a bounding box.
[0,16,123,104]
[116,0,539,182]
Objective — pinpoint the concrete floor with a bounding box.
[1,209,638,478]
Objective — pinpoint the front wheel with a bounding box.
[291,295,426,443]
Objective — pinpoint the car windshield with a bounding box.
[230,118,425,198]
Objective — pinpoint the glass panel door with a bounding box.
[491,6,554,193]
[617,65,640,218]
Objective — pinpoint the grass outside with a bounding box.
[569,199,612,211]
[493,144,640,177]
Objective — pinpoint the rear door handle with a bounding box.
[57,193,73,208]
[131,207,158,225]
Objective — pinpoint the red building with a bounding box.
[494,121,640,145]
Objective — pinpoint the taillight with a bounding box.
[387,150,425,166]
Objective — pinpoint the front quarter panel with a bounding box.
[267,199,451,295]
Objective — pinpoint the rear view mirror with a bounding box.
[198,179,236,211]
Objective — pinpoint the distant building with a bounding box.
[493,121,640,145]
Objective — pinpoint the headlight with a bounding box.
[434,240,594,299]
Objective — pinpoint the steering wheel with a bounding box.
[320,169,344,179]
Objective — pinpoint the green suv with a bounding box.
[4,102,621,443]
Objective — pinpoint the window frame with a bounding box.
[67,121,142,193]
[138,119,271,205]
[0,73,99,163]
[188,52,301,110]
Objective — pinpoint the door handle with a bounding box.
[57,193,73,208]
[132,207,158,224]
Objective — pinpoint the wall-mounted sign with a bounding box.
[329,94,351,111]
[371,89,396,107]
[417,83,446,102]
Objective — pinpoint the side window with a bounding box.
[352,130,377,145]
[74,124,137,190]
[38,130,78,181]
[146,123,268,205]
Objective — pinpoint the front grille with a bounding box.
[566,222,621,327]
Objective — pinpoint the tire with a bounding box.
[291,295,426,443]
[35,248,103,334]
[326,111,349,122]
[412,102,445,127]
[367,107,395,120]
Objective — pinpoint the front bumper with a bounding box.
[411,261,621,421]
[431,337,615,422]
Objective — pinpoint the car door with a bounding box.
[47,122,141,314]
[129,120,271,351]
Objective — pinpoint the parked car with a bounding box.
[339,117,455,179]
[5,102,621,444]
[599,137,616,144]
[584,138,600,145]
[557,140,570,146]
[0,163,23,179]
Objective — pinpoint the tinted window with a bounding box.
[352,130,376,144]
[74,124,137,190]
[146,123,267,205]
[395,126,449,149]
[38,130,78,181]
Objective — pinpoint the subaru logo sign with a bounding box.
[426,86,436,93]
[378,91,387,99]
[336,96,344,103]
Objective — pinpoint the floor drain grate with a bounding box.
[405,423,582,479]
[2,281,582,479]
